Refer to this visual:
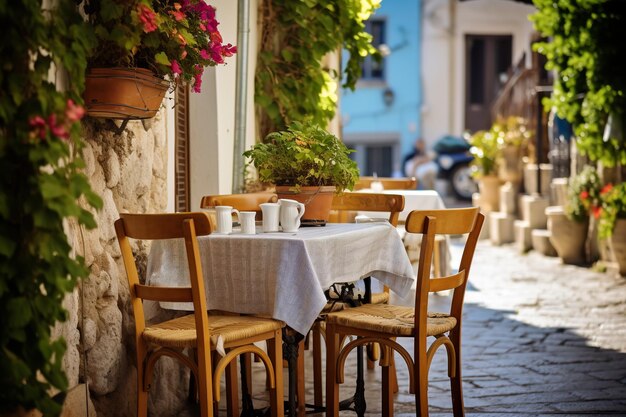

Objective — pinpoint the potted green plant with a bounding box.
[469,128,501,211]
[598,182,626,275]
[243,121,360,224]
[81,0,236,119]
[494,116,532,183]
[547,166,600,265]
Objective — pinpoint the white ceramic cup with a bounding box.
[215,206,239,234]
[259,202,280,232]
[239,211,257,235]
[278,199,305,233]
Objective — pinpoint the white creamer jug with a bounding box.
[278,199,305,232]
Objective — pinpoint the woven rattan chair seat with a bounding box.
[326,304,457,337]
[320,290,390,316]
[143,314,283,348]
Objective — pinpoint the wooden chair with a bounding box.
[304,193,405,408]
[325,207,484,417]
[354,176,417,191]
[200,192,277,220]
[115,212,284,417]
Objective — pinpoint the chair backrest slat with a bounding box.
[354,176,417,190]
[200,192,277,218]
[120,212,212,240]
[405,208,478,235]
[134,284,194,302]
[428,271,465,293]
[331,193,405,227]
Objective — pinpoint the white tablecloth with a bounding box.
[146,222,414,335]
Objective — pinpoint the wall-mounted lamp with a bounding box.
[383,87,395,107]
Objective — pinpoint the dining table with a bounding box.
[146,221,415,415]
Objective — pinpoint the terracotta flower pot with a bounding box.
[545,206,588,265]
[84,67,169,119]
[275,185,336,225]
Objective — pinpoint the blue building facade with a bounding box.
[341,0,422,177]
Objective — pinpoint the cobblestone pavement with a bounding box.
[236,239,626,417]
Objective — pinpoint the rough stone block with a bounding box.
[521,194,549,229]
[500,182,518,215]
[524,163,553,196]
[531,229,558,256]
[514,219,532,253]
[490,212,515,245]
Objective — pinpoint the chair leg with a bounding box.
[268,331,285,417]
[381,364,394,417]
[325,324,340,417]
[415,340,429,417]
[244,352,253,391]
[450,335,464,417]
[225,360,239,417]
[137,376,148,417]
[312,324,323,407]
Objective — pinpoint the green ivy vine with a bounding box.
[0,1,101,416]
[255,0,380,140]
[531,0,626,166]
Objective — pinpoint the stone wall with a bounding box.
[58,111,186,417]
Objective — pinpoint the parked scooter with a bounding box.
[433,135,477,200]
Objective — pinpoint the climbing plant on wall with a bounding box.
[531,0,626,166]
[255,0,381,140]
[0,1,101,416]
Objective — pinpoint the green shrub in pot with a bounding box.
[243,121,360,193]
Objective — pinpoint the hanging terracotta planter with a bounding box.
[83,67,169,119]
[275,186,336,225]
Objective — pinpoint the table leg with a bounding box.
[338,343,367,417]
[282,328,304,417]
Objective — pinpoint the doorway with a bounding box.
[464,34,512,133]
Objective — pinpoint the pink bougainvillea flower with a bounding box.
[222,43,237,57]
[169,3,186,21]
[592,205,602,219]
[65,99,85,122]
[170,59,182,76]
[601,183,614,195]
[138,4,158,33]
[199,49,210,60]
[579,190,589,200]
[192,64,203,93]
[29,115,47,140]
[47,114,69,140]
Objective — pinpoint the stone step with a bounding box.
[531,229,558,257]
[521,194,549,229]
[490,212,515,245]
[514,219,532,253]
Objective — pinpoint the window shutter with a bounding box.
[175,84,190,212]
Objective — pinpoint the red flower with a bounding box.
[47,114,69,140]
[65,99,85,122]
[138,4,158,33]
[592,205,602,219]
[601,183,614,195]
[579,190,589,200]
